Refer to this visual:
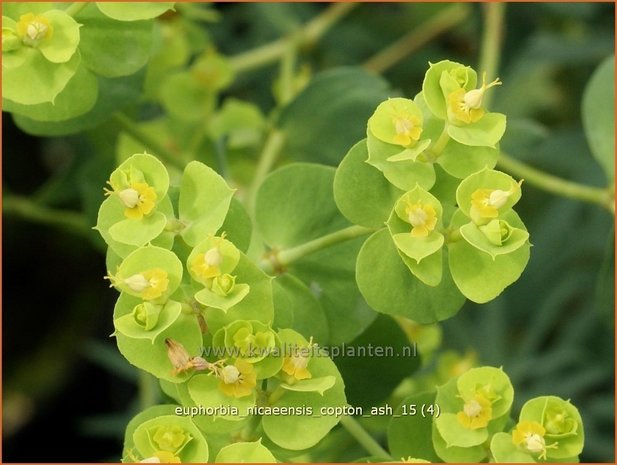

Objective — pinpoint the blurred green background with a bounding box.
[3,3,614,462]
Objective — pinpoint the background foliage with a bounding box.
[3,2,614,462]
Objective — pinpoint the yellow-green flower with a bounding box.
[123,268,169,300]
[368,98,424,148]
[191,246,223,280]
[115,182,158,220]
[218,360,257,398]
[456,393,492,429]
[512,421,557,460]
[470,187,513,219]
[152,425,188,452]
[447,73,501,124]
[405,202,438,238]
[282,339,314,380]
[16,13,53,47]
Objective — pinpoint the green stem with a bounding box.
[429,125,451,159]
[112,113,183,169]
[497,153,614,213]
[138,370,159,410]
[247,129,286,216]
[260,225,373,274]
[229,3,357,74]
[278,37,299,105]
[3,195,91,237]
[363,3,470,74]
[65,2,88,17]
[339,415,391,459]
[478,2,506,107]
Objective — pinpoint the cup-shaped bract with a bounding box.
[212,320,283,379]
[131,415,208,463]
[434,366,514,453]
[388,186,445,263]
[456,168,523,225]
[3,8,81,105]
[110,246,182,303]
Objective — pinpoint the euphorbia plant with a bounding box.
[3,2,610,463]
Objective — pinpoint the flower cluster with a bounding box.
[98,153,346,462]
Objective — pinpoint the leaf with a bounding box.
[13,70,144,136]
[262,329,347,450]
[108,212,167,246]
[159,71,215,122]
[278,67,391,165]
[334,140,404,229]
[366,131,436,191]
[447,113,507,148]
[96,2,175,21]
[388,391,441,463]
[2,47,80,105]
[448,210,530,303]
[335,315,420,409]
[582,56,615,182]
[459,221,529,259]
[437,139,499,179]
[204,254,275,335]
[78,3,154,78]
[256,163,350,248]
[2,63,98,122]
[178,161,235,247]
[215,440,277,463]
[217,198,253,253]
[280,376,336,395]
[289,235,377,345]
[490,432,536,463]
[132,414,209,462]
[356,229,465,323]
[38,10,80,63]
[432,421,486,463]
[194,283,250,312]
[273,274,329,344]
[115,311,202,383]
[114,300,182,341]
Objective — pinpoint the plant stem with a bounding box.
[65,2,88,17]
[339,415,391,459]
[278,37,299,105]
[478,2,506,108]
[138,370,159,411]
[3,195,91,237]
[247,129,286,216]
[229,3,357,74]
[497,153,615,213]
[260,225,373,274]
[363,3,470,74]
[112,113,183,169]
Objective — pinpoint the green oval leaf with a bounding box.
[335,314,420,409]
[179,161,235,247]
[96,2,175,21]
[447,112,506,148]
[215,440,277,463]
[334,139,403,229]
[256,163,350,248]
[388,391,441,462]
[79,3,154,77]
[2,47,79,105]
[356,229,465,323]
[278,67,391,165]
[262,329,346,450]
[582,56,614,182]
[2,63,98,121]
[38,10,80,63]
[448,209,530,303]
